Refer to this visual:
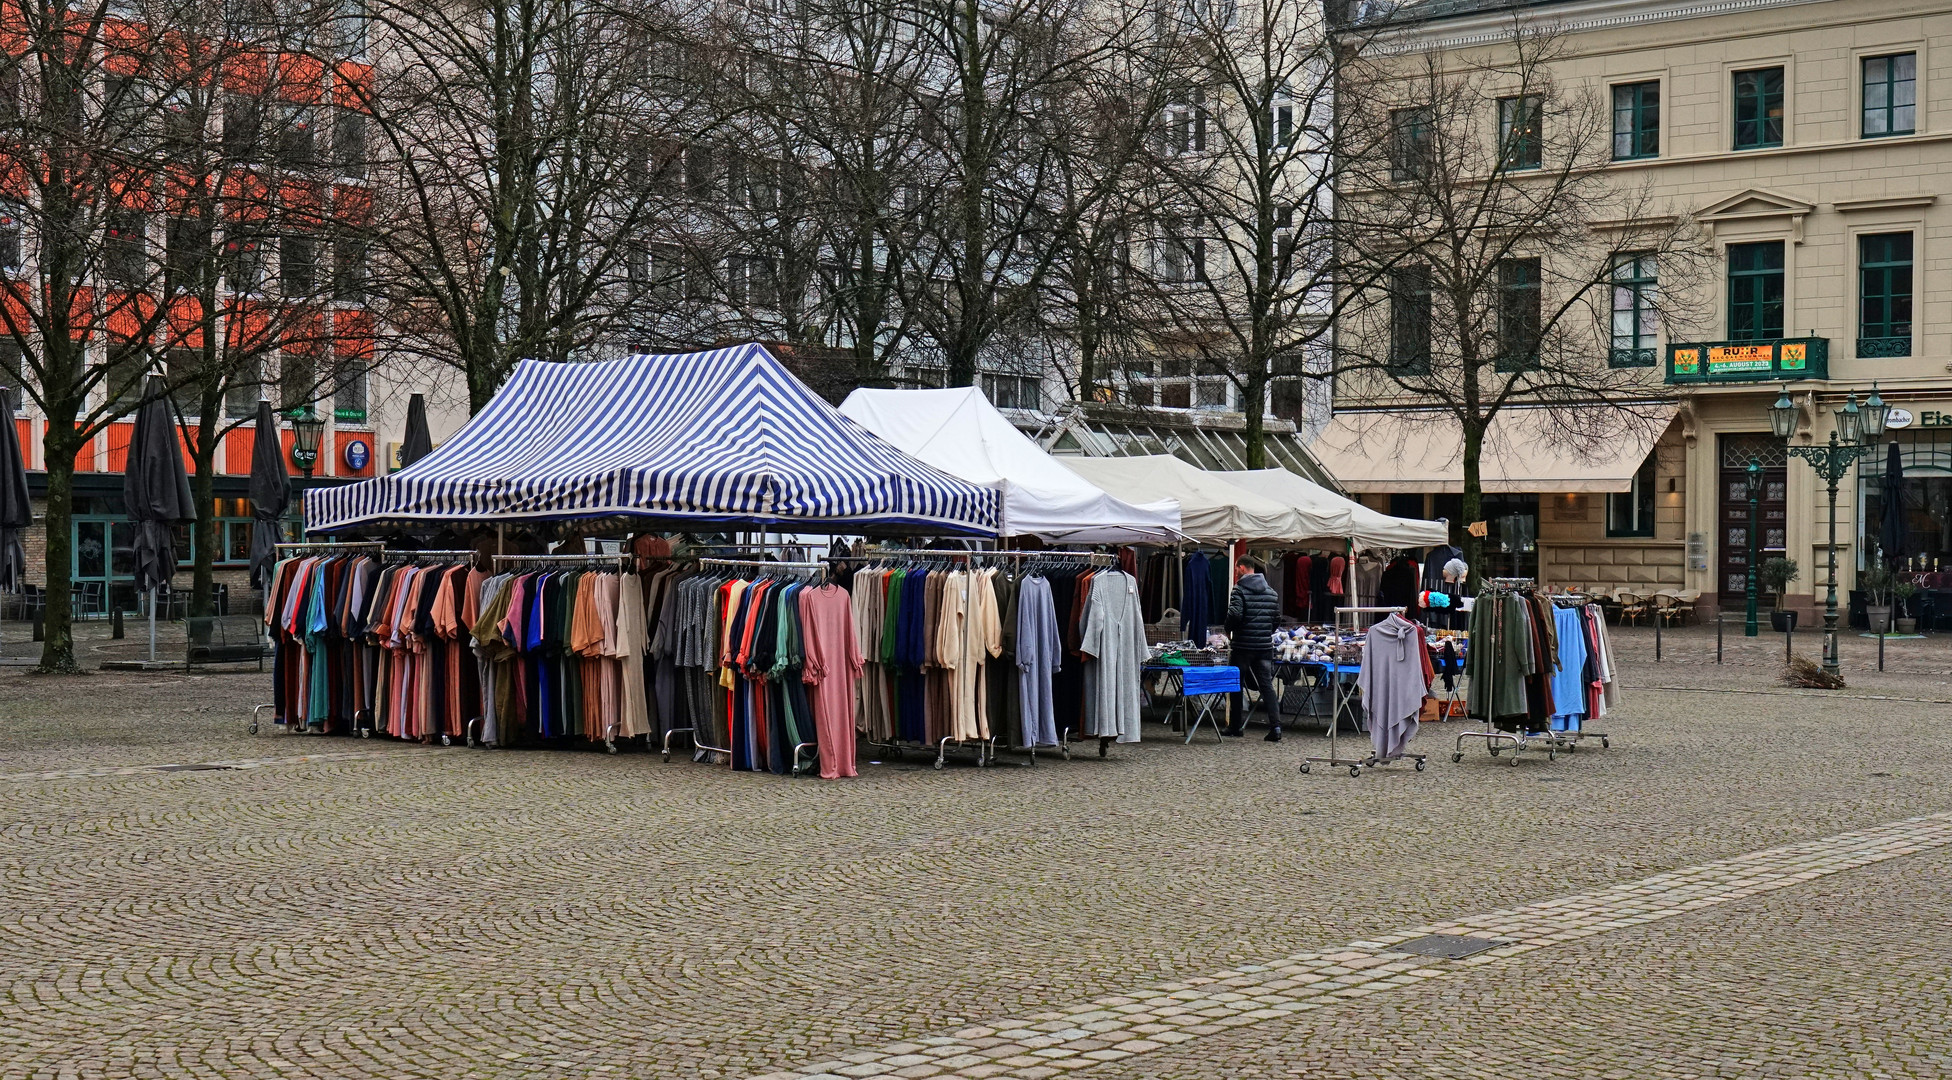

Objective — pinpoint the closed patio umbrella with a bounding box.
[399,392,433,470]
[0,383,28,595]
[1880,440,1907,567]
[123,375,195,661]
[248,399,291,591]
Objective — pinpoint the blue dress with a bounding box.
[1548,606,1589,731]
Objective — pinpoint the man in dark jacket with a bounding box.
[1225,557,1283,741]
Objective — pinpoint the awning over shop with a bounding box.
[1059,455,1332,544]
[839,387,1184,543]
[305,344,1000,535]
[1220,469,1450,550]
[1308,407,1677,494]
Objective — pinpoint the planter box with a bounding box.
[1770,610,1798,633]
[1867,605,1894,634]
[1897,618,1918,635]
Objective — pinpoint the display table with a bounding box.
[1142,664,1241,743]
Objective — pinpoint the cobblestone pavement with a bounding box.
[3,642,1951,1079]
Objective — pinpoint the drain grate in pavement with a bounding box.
[151,764,238,772]
[1384,934,1512,960]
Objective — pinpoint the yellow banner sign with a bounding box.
[1707,344,1775,373]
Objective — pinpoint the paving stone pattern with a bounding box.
[4,653,1952,1079]
[745,811,1952,1079]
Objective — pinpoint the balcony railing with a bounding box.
[1666,337,1829,384]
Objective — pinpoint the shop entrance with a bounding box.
[1718,434,1787,601]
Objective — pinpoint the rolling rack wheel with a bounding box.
[1348,765,1361,778]
[440,734,451,747]
[358,728,371,739]
[1601,736,1610,748]
[932,759,944,771]
[1298,761,1311,775]
[1415,758,1427,771]
[1451,753,1462,763]
[1099,737,1112,758]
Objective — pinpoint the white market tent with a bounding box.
[1220,469,1449,551]
[839,387,1185,543]
[1059,455,1335,544]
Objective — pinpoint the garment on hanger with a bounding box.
[1016,574,1062,748]
[1357,613,1432,761]
[1079,569,1146,743]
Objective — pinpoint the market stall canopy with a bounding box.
[1309,406,1677,494]
[838,387,1184,542]
[1059,455,1324,543]
[1220,468,1450,550]
[305,344,1000,536]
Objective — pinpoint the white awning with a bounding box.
[1059,455,1332,544]
[838,387,1184,542]
[1219,469,1450,550]
[1308,407,1677,494]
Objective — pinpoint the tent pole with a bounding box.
[148,586,156,663]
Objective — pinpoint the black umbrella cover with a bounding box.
[0,383,29,592]
[122,376,195,593]
[1880,439,1907,566]
[399,392,433,470]
[248,398,292,589]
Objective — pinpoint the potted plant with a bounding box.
[1894,580,1919,634]
[1761,557,1799,632]
[1861,563,1895,634]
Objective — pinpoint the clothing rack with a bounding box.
[382,549,477,564]
[1299,606,1428,778]
[664,556,829,773]
[484,552,638,754]
[1450,578,1572,766]
[275,542,383,555]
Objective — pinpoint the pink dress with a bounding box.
[799,584,864,779]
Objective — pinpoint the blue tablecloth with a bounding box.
[1180,665,1241,695]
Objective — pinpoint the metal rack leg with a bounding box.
[249,703,275,736]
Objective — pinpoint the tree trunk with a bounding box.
[1241,369,1268,469]
[1460,420,1484,575]
[37,431,81,673]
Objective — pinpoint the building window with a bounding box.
[0,209,23,272]
[222,94,264,160]
[332,237,365,302]
[277,106,316,169]
[1858,231,1913,357]
[166,347,203,417]
[1497,95,1541,170]
[906,365,946,389]
[1732,67,1784,150]
[1159,382,1190,408]
[1387,265,1430,374]
[1163,88,1207,155]
[1727,240,1785,341]
[1495,257,1541,370]
[104,343,148,406]
[1609,253,1658,366]
[0,339,23,411]
[1194,377,1229,409]
[726,253,776,310]
[332,108,366,178]
[165,215,212,294]
[1611,81,1659,160]
[104,212,148,285]
[1863,54,1916,138]
[279,352,315,411]
[225,355,262,418]
[224,235,265,295]
[1390,105,1431,181]
[1161,221,1206,284]
[333,365,367,420]
[980,372,1040,410]
[280,234,317,296]
[1607,450,1656,538]
[1270,102,1293,147]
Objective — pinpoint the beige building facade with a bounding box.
[1326,0,1952,621]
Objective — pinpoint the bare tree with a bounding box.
[1135,0,1377,467]
[358,0,712,411]
[0,0,346,670]
[1330,25,1713,568]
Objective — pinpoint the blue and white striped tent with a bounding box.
[305,344,1000,536]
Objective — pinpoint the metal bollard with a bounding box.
[1785,623,1793,664]
[1655,614,1662,662]
[1716,612,1723,664]
[1879,628,1886,672]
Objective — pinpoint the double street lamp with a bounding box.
[1769,383,1889,677]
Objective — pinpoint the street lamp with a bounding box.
[289,403,326,479]
[1778,386,1883,677]
[1743,459,1763,637]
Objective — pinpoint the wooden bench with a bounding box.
[186,615,270,671]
